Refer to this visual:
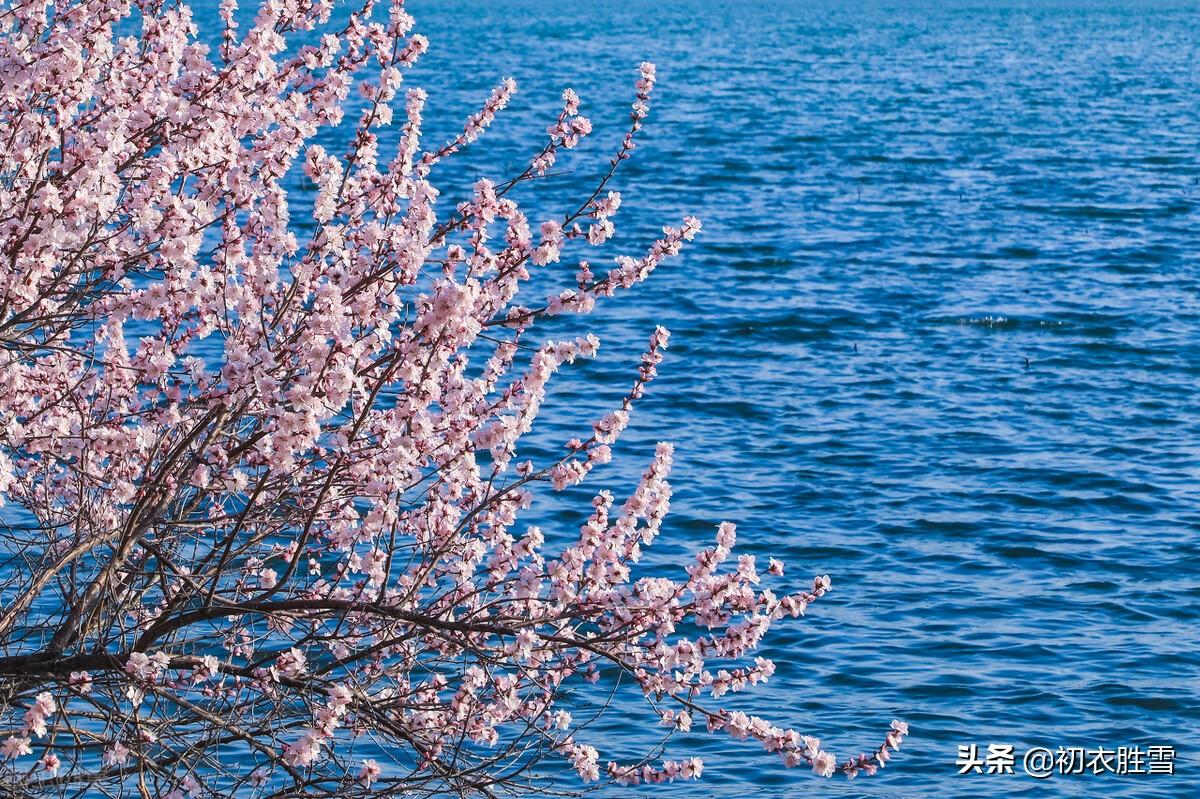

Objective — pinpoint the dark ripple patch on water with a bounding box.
[186,0,1200,795]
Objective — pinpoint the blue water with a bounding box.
[218,0,1198,795]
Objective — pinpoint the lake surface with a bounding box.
[202,0,1200,795]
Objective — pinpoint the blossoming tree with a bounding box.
[0,0,906,794]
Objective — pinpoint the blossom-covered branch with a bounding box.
[0,0,905,794]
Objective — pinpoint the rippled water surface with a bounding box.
[221,0,1200,795]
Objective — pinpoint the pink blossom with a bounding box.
[125,651,170,682]
[1,737,31,760]
[359,759,382,786]
[283,731,322,768]
[812,749,837,778]
[69,672,92,694]
[23,691,56,737]
[102,742,130,768]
